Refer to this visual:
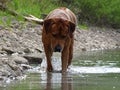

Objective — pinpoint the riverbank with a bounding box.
[0,21,120,85]
[74,27,120,52]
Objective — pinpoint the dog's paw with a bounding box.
[47,67,53,72]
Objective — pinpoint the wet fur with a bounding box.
[42,7,77,73]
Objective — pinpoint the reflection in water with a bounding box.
[43,72,72,90]
[1,49,120,90]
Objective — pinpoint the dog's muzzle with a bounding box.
[54,44,62,52]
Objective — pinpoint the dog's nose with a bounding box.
[54,45,62,52]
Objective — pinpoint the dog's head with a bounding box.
[43,18,75,52]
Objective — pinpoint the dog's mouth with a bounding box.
[54,44,62,52]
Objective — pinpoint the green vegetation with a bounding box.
[0,0,120,28]
[74,0,120,28]
[0,0,64,18]
[10,0,61,17]
[0,0,66,28]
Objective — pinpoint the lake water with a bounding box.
[1,49,120,90]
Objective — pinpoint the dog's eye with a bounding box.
[52,34,57,37]
[61,35,66,39]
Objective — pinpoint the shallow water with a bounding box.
[1,49,120,90]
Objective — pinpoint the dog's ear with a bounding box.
[43,19,52,34]
[69,21,76,38]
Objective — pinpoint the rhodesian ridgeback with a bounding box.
[42,7,77,73]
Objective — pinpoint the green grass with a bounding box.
[74,0,120,28]
[0,11,12,27]
[5,0,64,18]
[78,24,88,30]
[0,0,120,28]
[0,0,62,26]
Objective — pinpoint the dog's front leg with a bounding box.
[44,45,53,72]
[61,47,69,73]
[68,38,74,67]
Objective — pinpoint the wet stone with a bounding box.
[23,54,43,64]
[2,47,15,55]
[24,48,32,53]
[12,56,29,64]
[21,64,32,70]
[0,76,4,81]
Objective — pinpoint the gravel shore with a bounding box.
[0,21,120,84]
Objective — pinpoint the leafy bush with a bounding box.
[74,0,120,28]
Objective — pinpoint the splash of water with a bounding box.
[69,66,120,74]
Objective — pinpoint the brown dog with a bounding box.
[42,7,77,73]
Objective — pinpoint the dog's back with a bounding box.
[45,7,77,25]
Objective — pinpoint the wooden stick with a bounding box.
[0,3,44,25]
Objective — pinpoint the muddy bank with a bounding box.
[0,21,120,84]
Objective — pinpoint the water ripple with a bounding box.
[69,66,120,74]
